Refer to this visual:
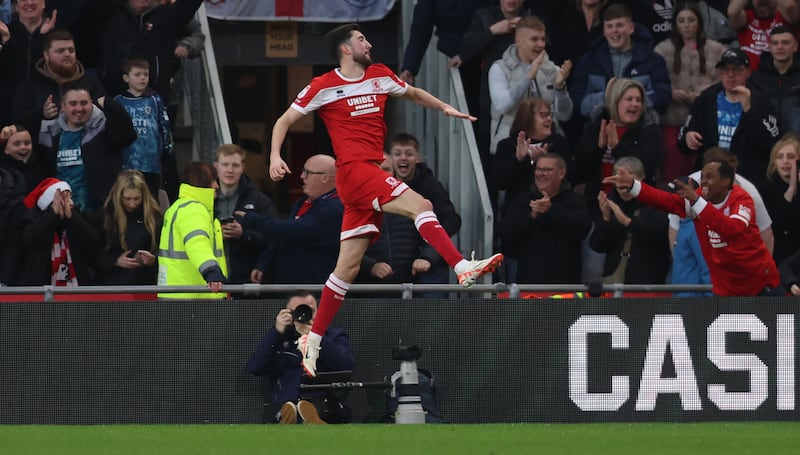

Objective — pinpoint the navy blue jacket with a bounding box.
[247,326,353,420]
[570,23,671,118]
[243,189,342,284]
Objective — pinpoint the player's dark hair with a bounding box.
[327,23,363,60]
[707,159,735,188]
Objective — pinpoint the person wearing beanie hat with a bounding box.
[17,174,100,286]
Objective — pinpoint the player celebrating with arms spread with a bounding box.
[266,24,503,377]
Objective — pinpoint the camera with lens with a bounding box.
[292,304,313,324]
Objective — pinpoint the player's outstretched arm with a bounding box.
[402,85,477,121]
[269,108,304,181]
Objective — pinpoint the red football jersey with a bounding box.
[291,63,407,165]
[738,9,785,71]
[636,183,779,296]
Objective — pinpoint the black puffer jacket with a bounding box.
[215,175,277,284]
[677,81,780,187]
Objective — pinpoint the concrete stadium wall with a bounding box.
[1,298,798,423]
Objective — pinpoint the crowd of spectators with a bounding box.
[401,0,800,296]
[6,1,800,297]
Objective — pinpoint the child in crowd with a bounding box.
[114,58,173,198]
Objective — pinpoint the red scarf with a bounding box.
[51,231,78,287]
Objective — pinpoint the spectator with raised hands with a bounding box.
[0,124,46,192]
[489,97,574,213]
[604,158,782,296]
[590,156,670,284]
[763,133,800,264]
[677,47,780,189]
[728,0,799,70]
[575,78,663,220]
[12,29,107,137]
[18,177,100,286]
[487,15,572,156]
[498,153,591,284]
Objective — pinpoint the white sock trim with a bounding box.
[326,273,350,296]
[414,210,439,230]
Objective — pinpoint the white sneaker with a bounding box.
[457,252,504,287]
[296,334,320,377]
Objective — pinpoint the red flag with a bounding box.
[276,0,303,17]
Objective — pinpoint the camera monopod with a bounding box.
[298,344,429,424]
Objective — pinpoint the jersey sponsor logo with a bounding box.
[707,229,728,249]
[347,94,380,117]
[57,148,83,167]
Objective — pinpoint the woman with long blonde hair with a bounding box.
[99,169,163,285]
[764,133,800,264]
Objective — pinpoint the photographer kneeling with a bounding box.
[247,290,355,424]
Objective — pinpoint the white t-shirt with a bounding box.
[667,171,772,231]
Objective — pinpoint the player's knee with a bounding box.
[415,198,433,216]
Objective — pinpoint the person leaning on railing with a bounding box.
[157,161,227,299]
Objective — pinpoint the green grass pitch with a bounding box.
[1,422,799,454]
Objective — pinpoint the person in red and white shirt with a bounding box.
[728,0,799,70]
[267,23,503,377]
[604,158,781,296]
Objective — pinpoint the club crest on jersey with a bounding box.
[371,79,382,93]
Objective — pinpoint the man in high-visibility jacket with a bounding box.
[158,162,227,299]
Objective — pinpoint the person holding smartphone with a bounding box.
[98,169,162,285]
[213,144,277,286]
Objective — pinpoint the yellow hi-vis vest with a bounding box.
[157,184,228,299]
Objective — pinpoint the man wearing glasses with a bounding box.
[239,154,343,286]
[498,152,590,284]
[678,47,780,189]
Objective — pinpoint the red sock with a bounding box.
[415,211,463,268]
[310,274,349,336]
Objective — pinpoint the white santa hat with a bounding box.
[24,178,72,210]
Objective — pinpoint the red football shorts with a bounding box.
[336,161,409,241]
